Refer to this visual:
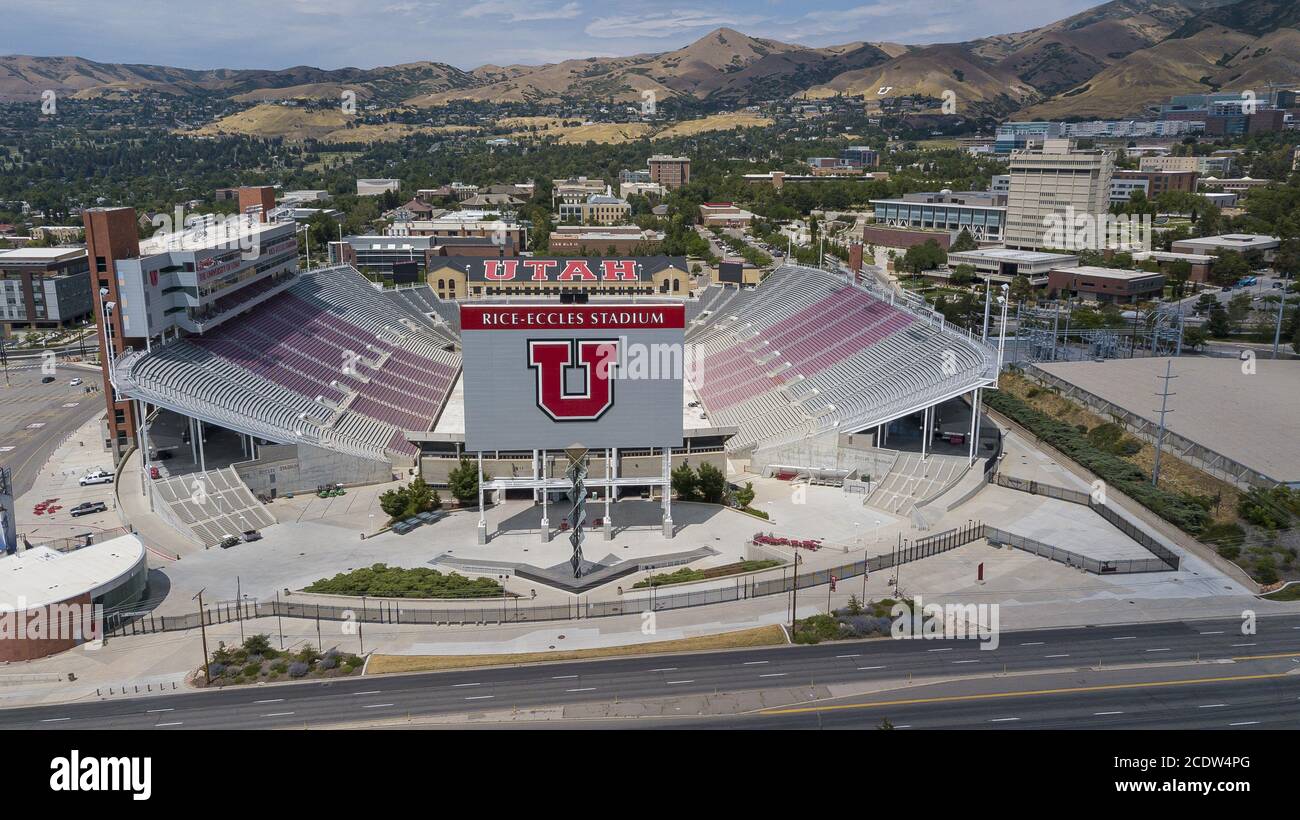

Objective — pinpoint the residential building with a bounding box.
[1004,139,1114,250]
[648,155,690,189]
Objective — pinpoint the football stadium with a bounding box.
[84,203,1002,574]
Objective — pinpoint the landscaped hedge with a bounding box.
[985,391,1210,533]
[305,563,503,598]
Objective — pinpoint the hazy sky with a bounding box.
[0,0,1102,70]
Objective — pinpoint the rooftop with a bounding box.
[1036,357,1300,484]
[0,534,146,610]
[1054,265,1162,281]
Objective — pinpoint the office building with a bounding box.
[0,247,93,334]
[1004,139,1114,250]
[994,122,1063,154]
[1046,265,1165,304]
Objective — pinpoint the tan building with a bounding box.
[425,256,689,300]
[548,225,664,255]
[699,202,755,228]
[1005,139,1114,250]
[648,155,690,189]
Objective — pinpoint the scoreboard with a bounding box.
[460,304,685,452]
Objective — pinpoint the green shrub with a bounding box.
[242,663,261,677]
[305,564,504,598]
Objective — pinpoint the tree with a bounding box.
[696,462,726,504]
[949,229,978,253]
[378,475,440,521]
[1009,274,1034,304]
[1181,325,1208,351]
[671,462,698,502]
[447,458,488,505]
[1206,303,1232,337]
[949,263,976,286]
[735,481,756,508]
[1167,259,1192,299]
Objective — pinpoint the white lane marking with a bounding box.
[1044,654,1070,658]
[836,654,860,658]
[156,722,183,727]
[41,717,70,723]
[990,717,1020,722]
[1145,648,1171,653]
[927,648,953,652]
[857,665,886,671]
[146,708,173,713]
[552,675,578,680]
[952,660,979,664]
[262,712,294,717]
[1094,711,1124,716]
[254,699,284,704]
[1198,703,1227,709]
[1228,721,1260,727]
[666,680,694,685]
[650,667,678,672]
[758,673,786,678]
[1231,643,1255,648]
[1201,631,1224,635]
[566,687,597,693]
[743,661,769,665]
[354,690,382,695]
[452,682,481,687]
[362,703,394,709]
[1112,636,1137,641]
[894,724,911,728]
[1019,642,1044,646]
[464,695,494,701]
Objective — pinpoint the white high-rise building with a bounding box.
[1004,139,1114,250]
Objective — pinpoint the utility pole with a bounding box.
[1152,361,1177,488]
[194,588,211,685]
[1272,294,1288,359]
[789,552,801,634]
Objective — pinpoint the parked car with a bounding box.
[70,501,108,517]
[79,470,114,486]
[69,378,83,386]
[41,376,55,384]
[240,530,262,542]
[218,535,240,549]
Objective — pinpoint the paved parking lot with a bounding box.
[11,412,122,544]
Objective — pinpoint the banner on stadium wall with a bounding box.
[460,304,686,451]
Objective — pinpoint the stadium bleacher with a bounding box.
[115,266,459,462]
[688,265,996,453]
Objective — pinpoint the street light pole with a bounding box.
[193,588,211,685]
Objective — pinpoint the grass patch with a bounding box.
[304,563,503,598]
[1262,584,1300,602]
[366,625,788,674]
[632,560,782,588]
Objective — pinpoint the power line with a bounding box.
[1151,360,1177,488]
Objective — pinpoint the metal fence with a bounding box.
[983,526,1170,575]
[22,526,134,553]
[106,523,990,637]
[991,473,1179,571]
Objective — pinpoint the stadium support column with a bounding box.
[920,407,930,461]
[660,449,670,538]
[136,399,154,512]
[603,447,613,541]
[189,417,198,464]
[972,390,984,464]
[197,420,207,473]
[538,449,549,543]
[967,388,981,465]
[476,451,488,545]
[611,448,619,500]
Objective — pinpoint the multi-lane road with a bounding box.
[0,364,106,497]
[6,614,1299,730]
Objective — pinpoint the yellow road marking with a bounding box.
[760,672,1292,715]
[1230,651,1300,662]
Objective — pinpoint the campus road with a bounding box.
[4,613,1299,730]
[0,364,106,497]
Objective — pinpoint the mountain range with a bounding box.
[1,0,1296,122]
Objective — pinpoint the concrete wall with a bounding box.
[235,443,395,496]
